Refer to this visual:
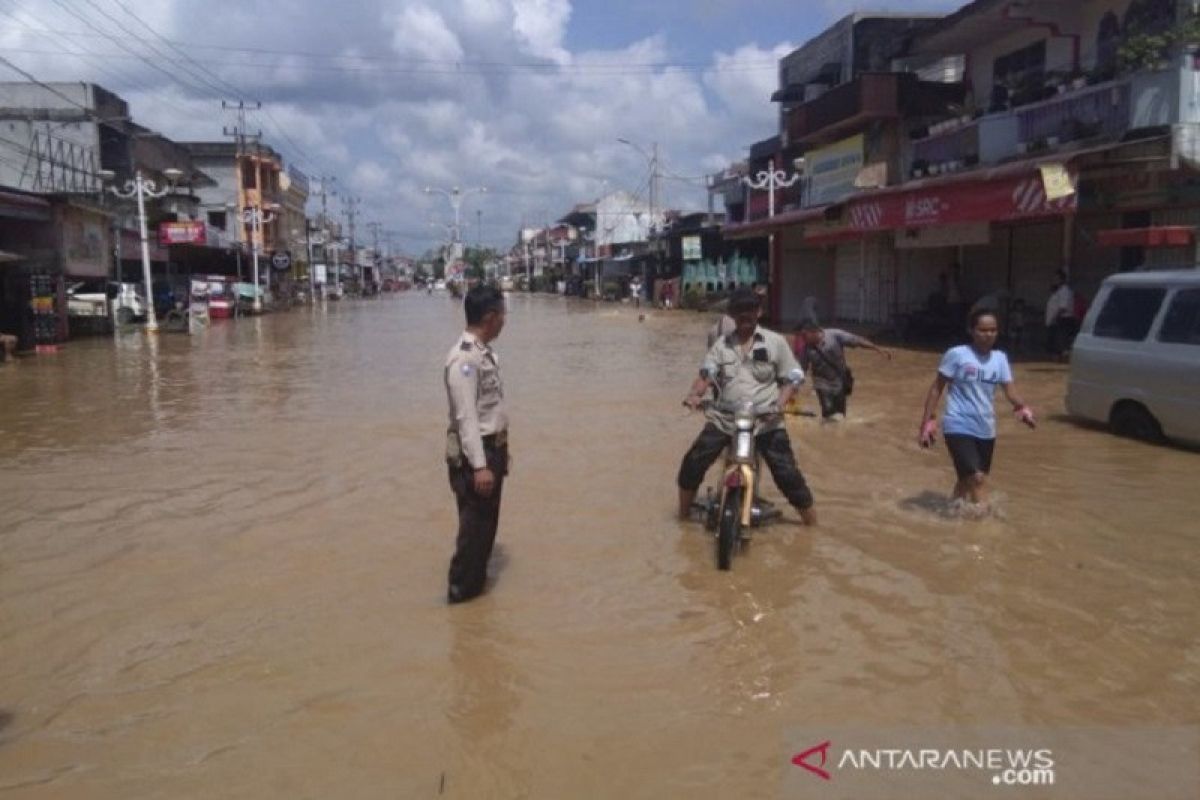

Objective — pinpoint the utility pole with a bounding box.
[313,175,336,293]
[222,100,262,251]
[367,220,382,291]
[223,101,265,309]
[343,195,361,293]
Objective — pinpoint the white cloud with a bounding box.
[0,0,799,253]
[704,42,794,128]
[388,3,465,62]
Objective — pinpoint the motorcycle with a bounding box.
[690,399,783,570]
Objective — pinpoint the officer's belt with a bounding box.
[482,430,508,448]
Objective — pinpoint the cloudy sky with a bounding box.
[1,0,957,253]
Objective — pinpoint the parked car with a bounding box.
[66,281,148,324]
[1066,269,1200,445]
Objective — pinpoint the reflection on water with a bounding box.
[1,294,1197,797]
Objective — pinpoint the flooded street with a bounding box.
[1,295,1197,798]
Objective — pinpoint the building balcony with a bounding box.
[905,65,1184,179]
[786,73,964,148]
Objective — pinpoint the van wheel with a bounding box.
[1110,402,1163,443]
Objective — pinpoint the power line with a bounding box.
[95,0,329,176]
[0,23,780,71]
[0,44,776,76]
[74,0,231,98]
[0,1,194,119]
[42,0,216,98]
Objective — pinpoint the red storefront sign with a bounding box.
[842,171,1077,233]
[158,221,207,246]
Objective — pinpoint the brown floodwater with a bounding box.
[0,294,1197,798]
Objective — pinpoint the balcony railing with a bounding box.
[907,74,1141,177]
[787,73,964,147]
[1016,79,1130,146]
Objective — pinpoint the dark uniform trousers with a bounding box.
[815,388,848,419]
[676,423,814,510]
[447,437,508,603]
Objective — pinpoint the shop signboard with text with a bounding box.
[807,134,864,206]
[158,221,207,246]
[843,170,1077,233]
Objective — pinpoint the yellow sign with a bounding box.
[808,134,865,205]
[1039,163,1075,201]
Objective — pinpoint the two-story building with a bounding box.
[722,13,964,325]
[184,140,286,294]
[0,82,211,345]
[727,0,1200,333]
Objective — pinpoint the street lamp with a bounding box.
[242,201,280,313]
[100,167,182,332]
[743,157,800,218]
[295,225,325,300]
[424,185,487,259]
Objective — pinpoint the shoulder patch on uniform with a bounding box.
[460,341,473,351]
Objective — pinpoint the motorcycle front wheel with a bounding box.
[717,487,743,570]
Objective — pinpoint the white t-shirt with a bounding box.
[1045,285,1075,327]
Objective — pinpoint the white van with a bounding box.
[1066,270,1200,445]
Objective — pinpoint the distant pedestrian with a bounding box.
[799,295,819,327]
[918,309,1036,514]
[443,285,510,604]
[662,281,674,310]
[630,276,644,308]
[797,321,891,421]
[1044,269,1079,359]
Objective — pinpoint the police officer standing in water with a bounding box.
[444,285,509,604]
[679,288,818,526]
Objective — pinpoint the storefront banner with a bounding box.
[63,206,108,277]
[894,222,992,249]
[845,171,1077,233]
[159,221,207,246]
[808,134,865,205]
[681,235,702,261]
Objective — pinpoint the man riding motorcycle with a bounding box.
[678,288,818,526]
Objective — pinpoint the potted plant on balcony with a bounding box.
[1118,30,1173,73]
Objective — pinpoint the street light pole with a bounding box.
[102,167,181,332]
[424,185,487,268]
[242,203,278,313]
[742,157,800,219]
[743,158,800,315]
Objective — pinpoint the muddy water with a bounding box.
[0,295,1197,798]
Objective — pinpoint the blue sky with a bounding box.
[0,0,959,254]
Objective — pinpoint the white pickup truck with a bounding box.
[67,281,148,325]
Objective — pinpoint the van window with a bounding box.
[1093,287,1166,341]
[1158,288,1200,346]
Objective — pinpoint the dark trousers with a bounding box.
[816,388,847,418]
[447,443,507,603]
[677,423,814,510]
[1046,317,1080,356]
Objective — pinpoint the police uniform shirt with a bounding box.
[444,332,508,469]
[702,326,803,434]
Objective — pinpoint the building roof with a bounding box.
[907,0,1025,55]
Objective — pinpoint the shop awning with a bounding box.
[0,190,52,222]
[722,205,831,240]
[1095,226,1195,248]
[832,156,1081,234]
